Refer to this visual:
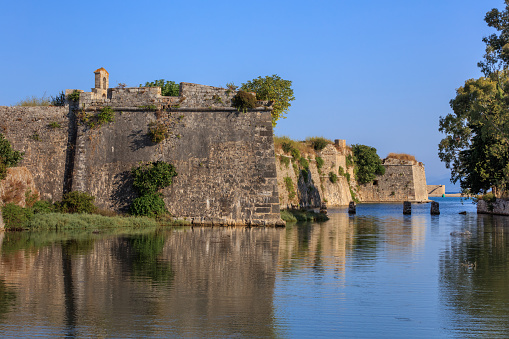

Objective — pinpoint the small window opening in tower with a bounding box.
[103,77,107,89]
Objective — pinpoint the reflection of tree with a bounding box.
[440,215,509,335]
[116,233,174,283]
[0,279,16,319]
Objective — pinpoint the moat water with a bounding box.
[1,198,509,338]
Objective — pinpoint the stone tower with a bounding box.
[92,67,109,98]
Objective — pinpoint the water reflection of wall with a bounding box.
[439,214,509,336]
[0,228,283,337]
[277,210,427,276]
[277,212,355,278]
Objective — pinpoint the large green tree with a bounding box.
[351,144,385,185]
[478,0,509,76]
[240,75,295,127]
[439,1,509,195]
[439,73,509,194]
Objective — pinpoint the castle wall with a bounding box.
[356,162,428,202]
[275,144,351,209]
[72,103,281,225]
[427,185,445,197]
[0,106,70,201]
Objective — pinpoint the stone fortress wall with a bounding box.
[276,140,429,208]
[427,185,445,197]
[0,68,283,226]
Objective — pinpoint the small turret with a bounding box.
[92,67,109,98]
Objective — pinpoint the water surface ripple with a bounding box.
[2,198,509,338]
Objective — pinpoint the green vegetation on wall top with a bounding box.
[240,75,295,127]
[142,80,179,96]
[231,90,259,112]
[351,144,385,185]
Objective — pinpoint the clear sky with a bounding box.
[0,0,504,190]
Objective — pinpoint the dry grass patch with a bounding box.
[15,96,51,107]
[274,135,314,156]
[386,153,416,162]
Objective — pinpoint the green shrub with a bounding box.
[48,122,61,129]
[51,91,66,106]
[131,161,178,196]
[59,191,96,214]
[282,142,293,154]
[142,80,179,96]
[129,193,168,218]
[299,157,309,169]
[280,210,297,222]
[291,148,300,160]
[480,192,496,203]
[284,176,296,200]
[67,90,80,102]
[285,209,329,222]
[350,188,359,203]
[231,90,258,112]
[0,133,24,180]
[280,156,290,168]
[97,106,115,125]
[329,172,338,183]
[338,166,345,176]
[346,154,354,168]
[2,203,33,229]
[32,200,55,214]
[306,136,331,151]
[148,122,168,143]
[315,156,324,169]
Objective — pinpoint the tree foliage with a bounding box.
[142,80,179,96]
[478,1,509,76]
[240,75,295,127]
[351,144,385,185]
[439,74,509,194]
[439,2,509,195]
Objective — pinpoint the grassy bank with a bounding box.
[3,212,191,231]
[281,209,329,223]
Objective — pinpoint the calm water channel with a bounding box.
[1,198,509,338]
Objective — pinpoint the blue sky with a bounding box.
[0,0,504,190]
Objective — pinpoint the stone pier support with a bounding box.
[403,201,411,215]
[430,201,440,215]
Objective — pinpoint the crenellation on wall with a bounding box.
[75,80,272,112]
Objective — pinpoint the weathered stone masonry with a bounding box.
[0,69,283,226]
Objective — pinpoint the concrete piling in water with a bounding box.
[430,201,440,215]
[348,201,356,214]
[403,201,411,215]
